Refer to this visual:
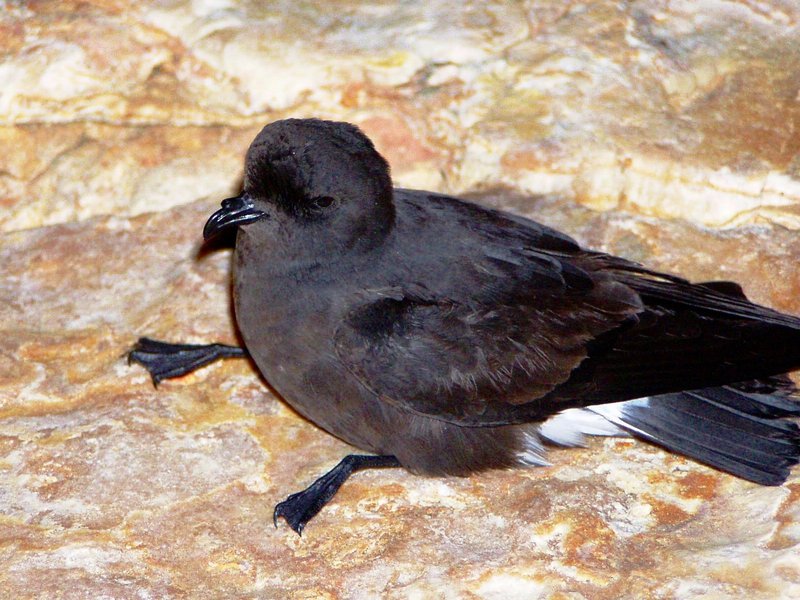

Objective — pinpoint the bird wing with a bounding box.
[549,264,800,405]
[333,240,644,426]
[333,201,800,427]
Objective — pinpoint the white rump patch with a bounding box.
[586,397,652,439]
[518,398,652,466]
[538,407,629,447]
[515,429,551,467]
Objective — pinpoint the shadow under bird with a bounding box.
[130,118,800,534]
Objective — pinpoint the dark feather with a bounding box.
[334,191,800,426]
[596,381,800,485]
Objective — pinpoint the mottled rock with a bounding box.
[1,197,799,598]
[2,1,800,598]
[2,1,799,231]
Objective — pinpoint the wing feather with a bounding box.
[333,192,800,427]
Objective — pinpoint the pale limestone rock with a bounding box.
[1,198,799,598]
[1,1,799,231]
[2,1,800,598]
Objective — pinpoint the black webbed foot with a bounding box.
[128,337,248,386]
[273,454,400,535]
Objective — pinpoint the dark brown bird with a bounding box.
[131,118,800,535]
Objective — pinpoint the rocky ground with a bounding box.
[2,2,799,598]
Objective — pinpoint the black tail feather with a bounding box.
[717,377,800,417]
[592,380,800,486]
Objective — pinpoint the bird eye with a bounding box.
[311,196,337,210]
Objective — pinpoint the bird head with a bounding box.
[204,119,395,257]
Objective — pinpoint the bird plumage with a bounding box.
[221,118,800,483]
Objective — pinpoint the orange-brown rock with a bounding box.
[1,196,798,598]
[2,1,800,598]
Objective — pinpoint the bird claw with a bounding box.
[272,472,340,536]
[273,490,318,536]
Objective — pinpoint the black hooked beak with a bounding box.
[203,193,267,241]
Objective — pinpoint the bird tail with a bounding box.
[587,378,800,485]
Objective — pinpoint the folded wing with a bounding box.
[337,217,800,427]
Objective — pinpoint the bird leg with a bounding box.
[127,337,248,386]
[273,454,400,535]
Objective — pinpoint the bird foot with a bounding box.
[273,483,333,536]
[273,454,400,535]
[127,337,247,386]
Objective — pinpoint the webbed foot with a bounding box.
[273,454,400,535]
[128,337,247,386]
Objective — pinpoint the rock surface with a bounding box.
[2,1,800,599]
[3,1,800,231]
